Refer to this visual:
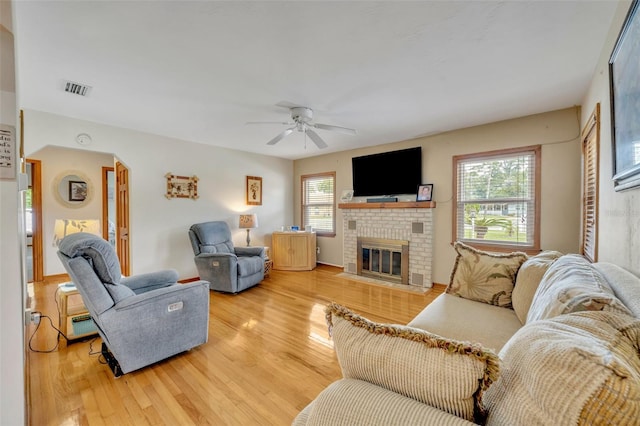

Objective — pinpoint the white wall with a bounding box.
[295,107,582,284]
[581,0,640,275]
[0,0,26,423]
[24,110,293,279]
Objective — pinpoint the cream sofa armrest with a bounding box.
[296,379,476,426]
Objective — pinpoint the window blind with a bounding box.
[302,173,335,234]
[581,106,599,262]
[454,147,538,249]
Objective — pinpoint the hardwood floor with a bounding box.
[27,265,444,425]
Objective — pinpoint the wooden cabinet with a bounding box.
[272,232,316,271]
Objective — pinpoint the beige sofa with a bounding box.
[294,242,640,425]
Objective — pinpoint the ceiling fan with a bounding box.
[247,107,356,149]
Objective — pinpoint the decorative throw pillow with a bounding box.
[326,302,500,423]
[483,311,640,426]
[447,241,528,308]
[512,251,563,324]
[526,254,632,323]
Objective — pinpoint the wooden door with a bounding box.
[116,161,130,275]
[289,234,310,268]
[272,233,289,269]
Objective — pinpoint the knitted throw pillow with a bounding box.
[326,302,500,423]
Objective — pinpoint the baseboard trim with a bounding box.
[43,273,70,282]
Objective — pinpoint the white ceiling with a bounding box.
[13,1,618,160]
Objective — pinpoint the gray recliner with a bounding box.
[188,221,265,293]
[57,233,210,377]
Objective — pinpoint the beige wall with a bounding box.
[581,0,640,275]
[295,107,582,284]
[24,110,294,279]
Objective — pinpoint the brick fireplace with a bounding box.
[340,202,435,289]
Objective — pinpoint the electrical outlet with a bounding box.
[316,246,320,254]
[25,309,41,325]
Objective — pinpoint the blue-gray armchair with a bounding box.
[188,221,265,293]
[57,233,210,377]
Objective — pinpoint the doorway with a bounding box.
[26,150,130,280]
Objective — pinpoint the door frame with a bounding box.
[26,159,43,282]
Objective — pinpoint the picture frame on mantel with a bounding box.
[246,176,262,205]
[609,0,640,191]
[416,184,433,202]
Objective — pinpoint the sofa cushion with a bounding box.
[594,262,640,319]
[408,293,522,352]
[526,254,632,323]
[295,379,477,426]
[326,302,500,423]
[512,250,563,324]
[447,241,527,308]
[483,311,640,426]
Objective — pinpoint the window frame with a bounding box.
[301,171,336,237]
[452,145,541,254]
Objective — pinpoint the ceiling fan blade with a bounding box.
[246,121,291,125]
[305,128,328,149]
[266,128,294,145]
[312,123,357,135]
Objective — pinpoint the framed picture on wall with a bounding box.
[609,0,640,191]
[68,181,87,201]
[416,184,433,202]
[246,176,262,205]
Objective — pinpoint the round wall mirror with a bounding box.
[53,171,94,208]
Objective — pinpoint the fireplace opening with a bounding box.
[357,237,409,284]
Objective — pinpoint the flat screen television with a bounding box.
[352,147,422,197]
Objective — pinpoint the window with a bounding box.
[581,104,599,262]
[302,172,336,237]
[453,146,541,252]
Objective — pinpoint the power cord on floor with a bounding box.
[27,311,68,353]
[30,284,104,361]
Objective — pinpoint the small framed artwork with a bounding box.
[416,184,433,202]
[68,181,88,201]
[246,176,262,205]
[165,173,199,199]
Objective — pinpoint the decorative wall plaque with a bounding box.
[165,173,198,199]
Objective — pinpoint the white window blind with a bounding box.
[302,172,335,235]
[454,146,540,250]
[581,105,599,262]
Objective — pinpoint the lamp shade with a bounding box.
[239,214,258,229]
[53,219,101,246]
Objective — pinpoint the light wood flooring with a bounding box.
[27,265,444,426]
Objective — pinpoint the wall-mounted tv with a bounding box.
[352,147,422,197]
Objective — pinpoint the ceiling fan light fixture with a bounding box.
[249,106,356,150]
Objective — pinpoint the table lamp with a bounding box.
[53,219,101,246]
[239,214,258,247]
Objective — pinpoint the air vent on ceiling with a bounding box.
[63,81,92,97]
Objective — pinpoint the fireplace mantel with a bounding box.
[339,201,436,209]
